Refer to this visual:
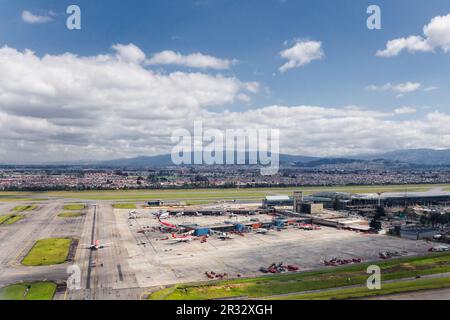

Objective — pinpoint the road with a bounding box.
[66,203,140,300]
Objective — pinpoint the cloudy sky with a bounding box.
[0,0,449,164]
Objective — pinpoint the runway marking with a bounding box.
[10,239,34,268]
[86,205,97,289]
[117,264,124,281]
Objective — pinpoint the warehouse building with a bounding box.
[351,191,450,207]
[263,195,293,208]
[399,227,439,240]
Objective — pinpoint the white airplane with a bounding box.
[128,211,138,219]
[83,240,111,250]
[180,230,195,236]
[256,228,269,234]
[154,211,169,219]
[429,245,450,252]
[211,231,232,240]
[171,233,193,243]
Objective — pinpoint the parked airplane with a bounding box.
[154,211,170,219]
[180,230,195,236]
[256,228,269,234]
[171,233,193,243]
[159,220,179,231]
[211,231,232,240]
[429,245,450,252]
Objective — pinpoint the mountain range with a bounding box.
[94,148,450,168]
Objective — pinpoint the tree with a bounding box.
[429,212,442,228]
[420,212,447,228]
[333,196,342,211]
[370,218,382,232]
[374,206,386,220]
[403,207,417,222]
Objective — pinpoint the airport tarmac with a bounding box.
[116,208,431,289]
[0,201,435,300]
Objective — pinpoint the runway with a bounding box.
[66,203,139,300]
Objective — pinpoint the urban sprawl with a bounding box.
[1,166,450,191]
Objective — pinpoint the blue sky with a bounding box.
[0,0,449,162]
[1,0,449,111]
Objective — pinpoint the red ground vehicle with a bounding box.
[287,265,299,271]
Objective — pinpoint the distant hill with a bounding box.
[95,148,450,168]
[28,148,448,168]
[356,149,450,166]
[96,152,319,168]
[300,158,364,167]
[98,154,173,167]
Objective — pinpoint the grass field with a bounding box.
[0,184,448,202]
[21,238,72,266]
[113,203,137,209]
[0,214,24,225]
[12,205,37,212]
[62,204,85,210]
[0,215,12,224]
[270,277,450,300]
[272,276,450,300]
[0,282,56,300]
[58,212,85,218]
[148,252,450,300]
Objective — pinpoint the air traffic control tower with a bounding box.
[293,191,304,213]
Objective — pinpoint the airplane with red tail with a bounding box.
[170,233,193,243]
[83,240,111,250]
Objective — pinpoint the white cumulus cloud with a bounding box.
[377,13,450,57]
[112,43,146,63]
[394,106,417,115]
[21,10,53,24]
[366,82,422,95]
[279,40,324,73]
[0,44,449,163]
[147,50,237,70]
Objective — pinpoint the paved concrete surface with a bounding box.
[0,201,438,300]
[118,209,430,289]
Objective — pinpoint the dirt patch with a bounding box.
[67,239,79,262]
